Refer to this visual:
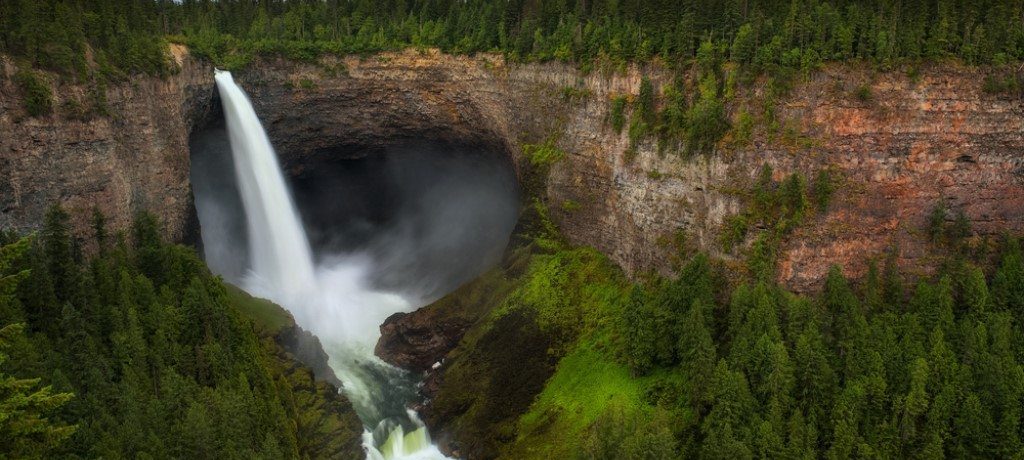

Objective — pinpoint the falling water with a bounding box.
[214,71,449,460]
[216,71,317,303]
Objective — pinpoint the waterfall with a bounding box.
[213,71,449,460]
[215,71,317,305]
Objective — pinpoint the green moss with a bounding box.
[496,246,628,341]
[225,283,294,334]
[425,244,633,458]
[429,308,558,459]
[508,344,645,459]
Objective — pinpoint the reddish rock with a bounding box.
[4,50,1023,293]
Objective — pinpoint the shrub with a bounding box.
[61,97,88,121]
[982,73,1023,95]
[686,74,729,155]
[812,169,836,213]
[686,98,729,155]
[748,233,778,281]
[733,110,754,146]
[731,24,757,64]
[780,172,809,225]
[633,77,656,127]
[658,81,688,143]
[854,83,872,102]
[721,213,750,252]
[15,69,53,117]
[927,202,947,243]
[628,118,649,147]
[523,141,566,168]
[947,210,971,242]
[561,85,591,101]
[609,95,627,134]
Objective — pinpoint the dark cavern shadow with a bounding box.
[188,120,520,306]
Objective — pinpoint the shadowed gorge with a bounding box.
[188,74,518,458]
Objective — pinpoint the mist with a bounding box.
[189,121,250,283]
[267,141,519,308]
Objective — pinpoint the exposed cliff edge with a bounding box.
[0,45,215,245]
[3,47,1023,291]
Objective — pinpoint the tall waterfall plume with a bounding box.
[215,70,317,304]
[213,70,448,460]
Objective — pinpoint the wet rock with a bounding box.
[278,324,345,389]
[375,310,471,374]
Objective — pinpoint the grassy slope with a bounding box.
[225,283,295,334]
[502,246,666,458]
[428,242,669,458]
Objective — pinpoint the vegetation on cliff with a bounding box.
[0,207,363,458]
[423,199,1024,459]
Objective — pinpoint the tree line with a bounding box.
[2,0,1023,78]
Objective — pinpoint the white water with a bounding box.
[214,71,449,460]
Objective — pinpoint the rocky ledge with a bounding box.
[375,310,471,374]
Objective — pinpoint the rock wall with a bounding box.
[0,45,216,243]
[3,48,1023,290]
[236,53,1024,290]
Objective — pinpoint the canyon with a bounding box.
[5,46,1024,458]
[3,48,1022,293]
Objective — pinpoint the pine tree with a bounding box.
[700,361,755,460]
[678,300,717,407]
[0,324,76,456]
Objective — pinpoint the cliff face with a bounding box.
[0,45,215,243]
[3,48,1023,290]
[236,54,1024,290]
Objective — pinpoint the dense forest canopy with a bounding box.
[2,0,1024,77]
[0,208,362,458]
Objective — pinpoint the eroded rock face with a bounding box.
[4,49,1023,292]
[0,45,216,244]
[232,55,1024,292]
